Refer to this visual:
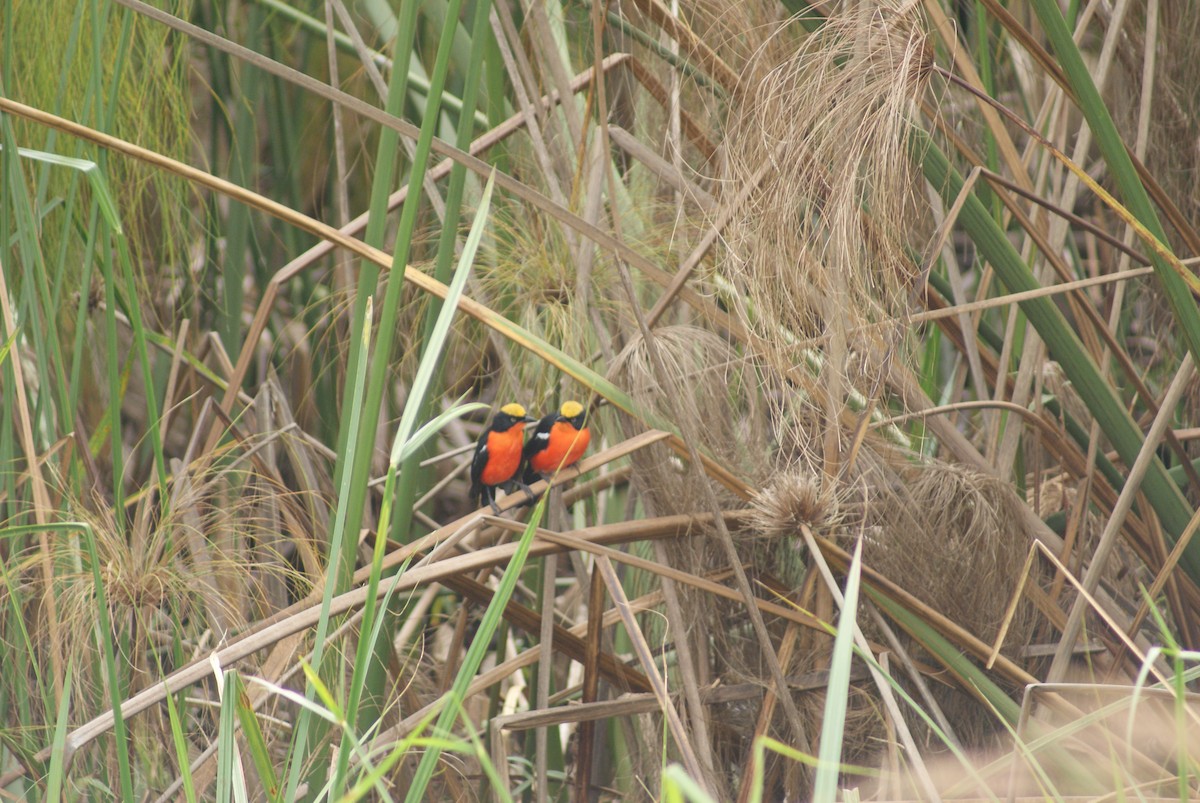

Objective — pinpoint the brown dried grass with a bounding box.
[720,0,933,462]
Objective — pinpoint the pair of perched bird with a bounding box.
[468,401,591,512]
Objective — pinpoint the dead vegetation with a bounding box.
[2,0,1200,800]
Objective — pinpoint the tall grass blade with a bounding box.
[813,538,864,802]
[282,296,374,801]
[335,173,496,795]
[45,659,73,803]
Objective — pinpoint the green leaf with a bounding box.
[813,538,863,802]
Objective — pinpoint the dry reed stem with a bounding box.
[594,551,709,787]
[0,259,64,697]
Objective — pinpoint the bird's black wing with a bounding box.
[522,416,555,460]
[469,431,490,497]
[520,416,554,486]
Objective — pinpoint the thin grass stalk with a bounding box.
[280,298,373,802]
[812,539,864,802]
[392,0,492,547]
[111,228,168,494]
[343,0,466,565]
[0,546,43,768]
[326,0,419,553]
[45,660,73,802]
[10,192,70,465]
[219,4,262,356]
[215,669,246,803]
[232,672,280,801]
[326,0,473,747]
[163,679,199,803]
[1048,354,1195,681]
[95,229,126,531]
[662,764,719,803]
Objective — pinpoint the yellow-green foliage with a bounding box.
[7,0,193,320]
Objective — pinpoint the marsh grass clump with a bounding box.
[867,460,1036,650]
[865,458,1043,744]
[722,0,932,443]
[37,464,310,726]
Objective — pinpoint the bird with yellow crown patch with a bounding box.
[522,400,591,487]
[470,402,536,513]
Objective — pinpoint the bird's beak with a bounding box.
[523,415,537,423]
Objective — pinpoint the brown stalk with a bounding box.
[1046,353,1195,683]
[528,528,826,635]
[0,259,63,698]
[735,623,801,803]
[625,0,740,93]
[979,168,1152,262]
[911,266,1155,326]
[606,124,715,212]
[592,552,708,785]
[575,561,607,801]
[438,574,648,693]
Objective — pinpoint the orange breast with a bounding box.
[530,423,590,473]
[479,426,525,485]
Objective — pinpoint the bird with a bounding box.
[469,402,536,513]
[522,400,591,488]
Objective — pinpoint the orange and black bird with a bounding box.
[470,402,535,513]
[522,400,591,487]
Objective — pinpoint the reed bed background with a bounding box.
[3,0,1200,799]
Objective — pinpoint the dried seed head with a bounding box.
[750,469,838,539]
